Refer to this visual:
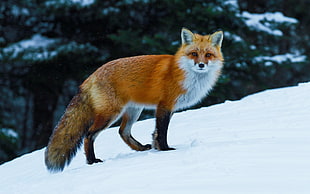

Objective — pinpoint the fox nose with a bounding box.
[198,63,205,68]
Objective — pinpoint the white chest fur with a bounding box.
[175,57,222,111]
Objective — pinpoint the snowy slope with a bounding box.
[1,83,310,194]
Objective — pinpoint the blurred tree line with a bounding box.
[1,0,309,164]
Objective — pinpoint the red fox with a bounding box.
[45,28,224,172]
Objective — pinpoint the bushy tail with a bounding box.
[45,91,93,172]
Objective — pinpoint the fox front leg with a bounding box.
[153,107,175,151]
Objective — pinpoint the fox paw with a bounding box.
[87,158,103,165]
[160,147,176,151]
[142,144,152,150]
[152,139,175,151]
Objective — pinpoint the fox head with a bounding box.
[177,28,224,73]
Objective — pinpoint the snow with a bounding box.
[224,31,243,42]
[3,34,58,59]
[10,5,29,16]
[102,7,121,15]
[0,128,18,139]
[45,0,95,7]
[71,0,95,6]
[116,0,150,5]
[255,53,307,66]
[240,11,298,36]
[2,35,99,61]
[17,34,56,49]
[1,82,310,194]
[223,0,239,11]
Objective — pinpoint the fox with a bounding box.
[45,28,224,172]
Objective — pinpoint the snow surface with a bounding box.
[1,83,310,194]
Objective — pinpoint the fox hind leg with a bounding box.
[84,114,117,164]
[119,106,151,151]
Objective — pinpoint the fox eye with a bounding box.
[191,52,198,57]
[206,53,212,58]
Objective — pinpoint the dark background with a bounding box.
[1,0,309,164]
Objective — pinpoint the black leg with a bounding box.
[85,132,103,164]
[153,107,175,151]
[84,117,112,165]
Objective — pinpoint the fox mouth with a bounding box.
[193,67,208,73]
[193,63,209,72]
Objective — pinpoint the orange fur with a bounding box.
[84,55,186,110]
[45,28,224,172]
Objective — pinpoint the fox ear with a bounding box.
[211,31,223,47]
[181,28,194,45]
